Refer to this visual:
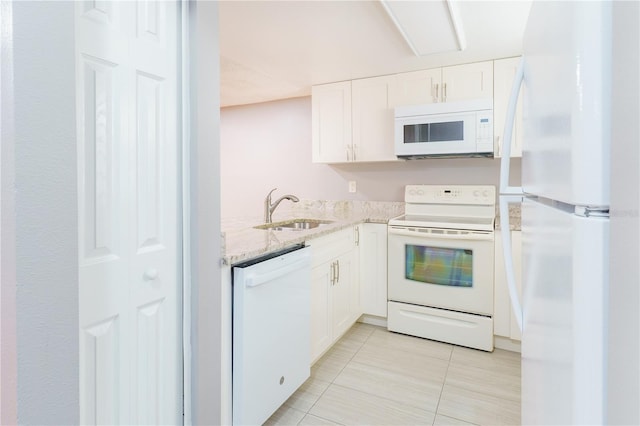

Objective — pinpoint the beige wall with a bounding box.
[220,96,521,219]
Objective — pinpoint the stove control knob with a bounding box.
[483,190,489,197]
[417,190,424,195]
[473,190,480,197]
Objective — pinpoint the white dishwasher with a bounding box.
[232,244,311,426]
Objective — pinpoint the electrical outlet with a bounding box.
[348,181,357,193]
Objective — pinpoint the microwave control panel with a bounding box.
[476,112,493,153]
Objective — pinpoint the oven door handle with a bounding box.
[388,227,494,241]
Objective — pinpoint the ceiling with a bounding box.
[219,1,532,107]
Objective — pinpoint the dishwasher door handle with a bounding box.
[245,257,310,288]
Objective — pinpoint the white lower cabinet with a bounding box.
[359,223,388,318]
[494,229,523,344]
[309,226,361,363]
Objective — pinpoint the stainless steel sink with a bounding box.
[254,219,334,231]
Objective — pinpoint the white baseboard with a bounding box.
[357,314,387,328]
[494,335,521,353]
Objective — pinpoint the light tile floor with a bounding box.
[265,323,521,426]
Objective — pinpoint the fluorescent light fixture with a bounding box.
[380,0,467,56]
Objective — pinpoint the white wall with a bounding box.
[220,96,521,218]
[189,2,223,425]
[608,2,640,423]
[8,2,79,424]
[1,2,18,423]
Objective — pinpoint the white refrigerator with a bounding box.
[498,2,636,424]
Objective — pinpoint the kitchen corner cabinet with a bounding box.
[308,226,361,363]
[493,57,523,158]
[359,223,388,318]
[312,81,352,163]
[494,230,522,342]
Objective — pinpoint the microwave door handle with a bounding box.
[500,56,525,196]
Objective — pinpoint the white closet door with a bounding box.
[77,1,181,424]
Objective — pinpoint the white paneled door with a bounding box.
[76,2,181,424]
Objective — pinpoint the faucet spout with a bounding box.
[264,188,300,223]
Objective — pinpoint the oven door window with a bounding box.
[405,244,473,287]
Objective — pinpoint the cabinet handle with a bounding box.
[330,261,335,285]
[346,147,350,162]
[434,83,439,102]
[336,260,340,283]
[443,83,447,102]
[352,144,357,161]
[355,226,360,246]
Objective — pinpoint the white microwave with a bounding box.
[394,98,494,159]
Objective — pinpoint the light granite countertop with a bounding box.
[222,199,522,265]
[221,200,404,265]
[495,204,522,231]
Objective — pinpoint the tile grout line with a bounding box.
[431,345,455,424]
[299,325,377,425]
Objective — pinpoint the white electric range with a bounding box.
[387,185,496,351]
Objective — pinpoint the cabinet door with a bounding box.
[392,69,441,106]
[359,223,388,317]
[331,254,354,339]
[310,264,332,363]
[494,230,510,338]
[311,82,352,163]
[351,76,397,162]
[442,61,493,102]
[493,57,523,158]
[493,230,523,341]
[509,231,522,341]
[350,227,361,321]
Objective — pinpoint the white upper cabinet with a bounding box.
[312,60,496,164]
[393,61,493,107]
[312,81,352,163]
[351,75,397,162]
[441,61,494,102]
[392,69,441,106]
[493,57,523,158]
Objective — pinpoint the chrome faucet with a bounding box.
[264,188,299,223]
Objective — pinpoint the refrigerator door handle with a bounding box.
[499,56,525,196]
[499,194,523,332]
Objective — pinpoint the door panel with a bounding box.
[310,265,331,362]
[77,1,180,424]
[81,316,120,425]
[135,299,165,424]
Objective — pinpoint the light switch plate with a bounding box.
[348,181,357,193]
